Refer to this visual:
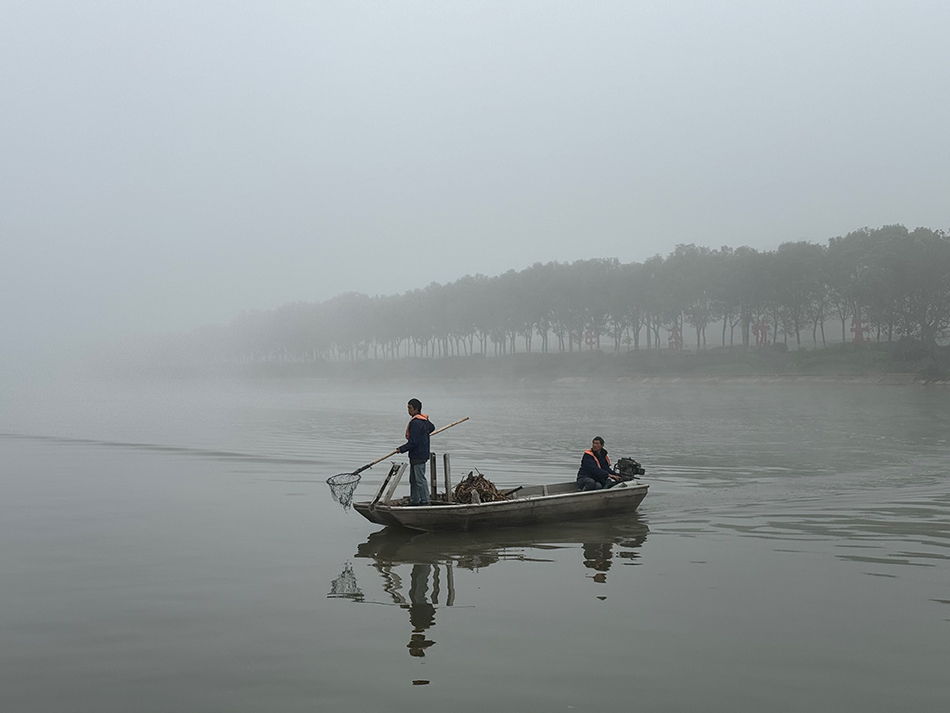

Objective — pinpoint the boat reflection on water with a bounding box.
[328,515,649,657]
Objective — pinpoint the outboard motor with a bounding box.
[616,457,646,481]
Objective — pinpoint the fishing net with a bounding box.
[327,561,364,601]
[327,472,361,511]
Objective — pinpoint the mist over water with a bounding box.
[1,375,948,712]
[4,2,948,707]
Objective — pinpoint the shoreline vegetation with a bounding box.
[129,224,950,384]
[140,342,950,385]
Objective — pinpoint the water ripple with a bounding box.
[0,432,322,466]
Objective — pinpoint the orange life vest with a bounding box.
[584,449,610,471]
[406,413,429,439]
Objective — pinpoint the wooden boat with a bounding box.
[352,457,648,532]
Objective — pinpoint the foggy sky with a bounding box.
[2,1,949,366]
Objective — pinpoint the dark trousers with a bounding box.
[577,477,604,491]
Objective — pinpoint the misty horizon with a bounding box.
[2,2,949,370]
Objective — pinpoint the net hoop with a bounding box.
[327,472,361,511]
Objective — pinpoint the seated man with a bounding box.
[577,436,620,491]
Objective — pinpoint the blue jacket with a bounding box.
[399,415,435,464]
[577,448,613,485]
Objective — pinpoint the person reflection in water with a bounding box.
[583,542,613,584]
[405,564,436,657]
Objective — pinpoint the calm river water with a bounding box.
[1,375,948,712]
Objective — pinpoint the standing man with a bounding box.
[397,399,436,505]
[577,436,620,491]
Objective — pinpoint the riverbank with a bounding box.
[226,342,950,385]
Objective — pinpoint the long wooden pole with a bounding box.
[429,417,470,438]
[365,417,470,508]
[352,417,469,475]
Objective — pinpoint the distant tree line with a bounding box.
[197,225,950,363]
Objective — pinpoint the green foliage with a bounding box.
[190,225,950,380]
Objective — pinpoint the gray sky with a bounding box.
[2,1,949,364]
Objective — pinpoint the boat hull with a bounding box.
[353,480,648,532]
